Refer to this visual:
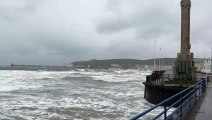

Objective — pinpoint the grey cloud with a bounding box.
[0,0,211,65]
[96,17,131,34]
[0,0,44,21]
[97,0,178,31]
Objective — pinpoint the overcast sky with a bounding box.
[0,0,211,65]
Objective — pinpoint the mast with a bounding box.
[154,40,156,71]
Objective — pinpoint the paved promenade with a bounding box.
[194,82,212,120]
[186,82,212,120]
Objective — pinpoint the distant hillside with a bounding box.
[71,58,173,69]
[71,58,204,69]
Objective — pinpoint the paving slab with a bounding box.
[194,83,212,120]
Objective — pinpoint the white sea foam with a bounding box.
[88,69,151,83]
[0,69,156,119]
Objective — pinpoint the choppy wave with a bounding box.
[0,69,159,120]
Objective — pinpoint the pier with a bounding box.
[131,0,212,119]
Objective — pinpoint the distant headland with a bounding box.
[0,58,206,71]
[70,58,204,69]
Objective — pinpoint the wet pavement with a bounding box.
[186,82,212,120]
[194,82,212,120]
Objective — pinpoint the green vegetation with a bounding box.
[72,58,204,69]
[72,58,176,67]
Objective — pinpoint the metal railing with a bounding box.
[146,74,174,85]
[131,79,207,120]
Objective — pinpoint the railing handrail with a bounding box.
[131,80,206,120]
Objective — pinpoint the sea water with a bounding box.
[0,69,164,120]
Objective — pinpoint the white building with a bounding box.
[201,58,212,73]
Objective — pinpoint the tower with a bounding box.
[174,0,196,81]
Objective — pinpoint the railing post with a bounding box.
[189,87,192,109]
[164,103,167,120]
[169,74,170,80]
[203,79,206,93]
[162,76,163,84]
[205,78,207,88]
[203,80,205,92]
[202,80,204,93]
[180,94,183,119]
[199,82,201,98]
[195,84,197,102]
[205,78,208,88]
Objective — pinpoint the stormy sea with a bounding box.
[0,69,165,120]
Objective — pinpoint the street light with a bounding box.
[211,48,212,72]
[154,40,156,71]
[159,48,162,71]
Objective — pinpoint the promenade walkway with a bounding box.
[186,82,212,120]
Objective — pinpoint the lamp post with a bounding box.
[204,52,206,73]
[159,48,162,71]
[211,48,212,72]
[154,40,156,71]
